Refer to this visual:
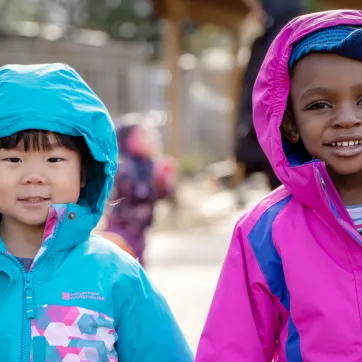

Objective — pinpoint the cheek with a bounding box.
[0,171,17,192]
[297,117,325,146]
[51,166,82,202]
[0,176,16,210]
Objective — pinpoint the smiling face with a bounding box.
[0,132,83,229]
[284,53,362,176]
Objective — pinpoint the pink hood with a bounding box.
[253,10,362,209]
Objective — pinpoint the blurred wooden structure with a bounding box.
[152,0,250,159]
[153,0,249,32]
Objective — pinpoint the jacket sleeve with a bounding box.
[115,264,194,362]
[195,222,280,362]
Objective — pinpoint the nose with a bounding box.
[21,165,46,185]
[332,102,362,129]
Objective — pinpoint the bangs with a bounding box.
[0,129,88,153]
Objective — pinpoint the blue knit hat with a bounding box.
[289,25,362,69]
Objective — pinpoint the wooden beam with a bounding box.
[163,0,247,30]
[184,0,248,29]
[185,2,243,30]
[163,0,186,20]
[164,17,181,159]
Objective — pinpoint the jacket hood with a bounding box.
[253,10,362,209]
[0,63,118,241]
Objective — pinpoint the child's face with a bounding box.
[0,133,82,228]
[127,126,154,158]
[286,53,362,176]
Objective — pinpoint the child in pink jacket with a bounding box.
[196,10,362,362]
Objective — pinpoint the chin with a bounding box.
[21,218,47,227]
[327,164,362,176]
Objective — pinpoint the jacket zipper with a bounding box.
[23,272,34,362]
[0,253,35,362]
[0,219,61,361]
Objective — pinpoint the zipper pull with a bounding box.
[320,176,326,189]
[24,273,34,319]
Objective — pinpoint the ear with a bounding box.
[281,109,300,143]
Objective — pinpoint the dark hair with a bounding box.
[0,129,92,183]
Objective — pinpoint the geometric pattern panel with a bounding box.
[31,305,118,361]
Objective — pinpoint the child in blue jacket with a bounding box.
[0,63,193,362]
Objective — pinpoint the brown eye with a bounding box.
[48,158,63,163]
[305,102,331,111]
[6,158,21,163]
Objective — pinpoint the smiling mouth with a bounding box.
[20,197,50,203]
[324,138,362,158]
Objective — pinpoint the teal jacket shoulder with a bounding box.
[85,235,195,361]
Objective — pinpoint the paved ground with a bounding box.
[145,174,270,352]
[147,218,234,352]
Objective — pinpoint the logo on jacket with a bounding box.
[62,291,105,301]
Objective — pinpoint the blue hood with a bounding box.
[0,63,118,235]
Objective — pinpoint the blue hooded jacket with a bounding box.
[0,64,193,362]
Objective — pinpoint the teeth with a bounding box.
[25,198,43,203]
[332,140,362,147]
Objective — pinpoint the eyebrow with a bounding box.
[301,83,362,102]
[300,87,329,102]
[352,83,362,93]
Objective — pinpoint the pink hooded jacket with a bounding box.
[195,10,362,362]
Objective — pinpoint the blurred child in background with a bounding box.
[106,119,177,266]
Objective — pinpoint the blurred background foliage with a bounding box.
[0,0,330,61]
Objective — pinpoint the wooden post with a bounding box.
[164,17,181,160]
[230,27,243,136]
[229,28,243,187]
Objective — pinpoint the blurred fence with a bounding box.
[0,33,233,171]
